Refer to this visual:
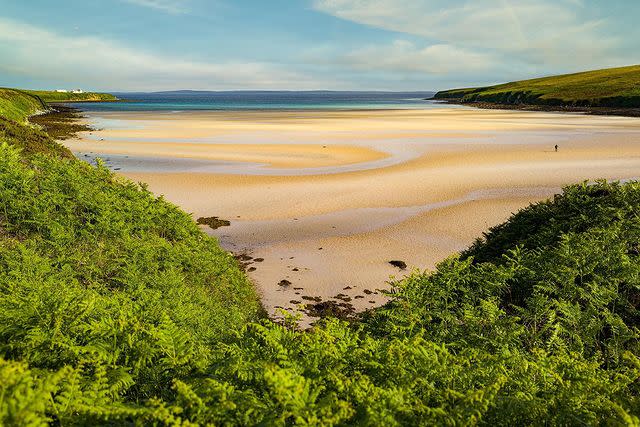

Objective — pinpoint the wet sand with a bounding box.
[65,107,640,320]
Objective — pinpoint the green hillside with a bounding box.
[434,64,640,108]
[0,89,48,123]
[0,89,639,424]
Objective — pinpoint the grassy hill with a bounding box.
[0,89,48,123]
[434,64,640,108]
[0,88,639,424]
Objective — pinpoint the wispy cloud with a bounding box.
[313,0,628,71]
[338,40,496,74]
[120,0,190,14]
[0,17,328,90]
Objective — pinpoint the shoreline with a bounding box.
[50,99,120,105]
[69,105,443,113]
[434,98,640,117]
[29,104,95,140]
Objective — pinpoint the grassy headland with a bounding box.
[0,88,117,124]
[434,64,640,114]
[0,88,639,424]
[24,89,118,103]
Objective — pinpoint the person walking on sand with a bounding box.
[555,144,558,152]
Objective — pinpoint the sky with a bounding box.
[1,0,638,91]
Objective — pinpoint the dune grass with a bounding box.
[434,64,640,108]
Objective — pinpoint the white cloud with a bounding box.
[313,0,625,69]
[340,40,496,74]
[0,17,328,90]
[120,0,190,14]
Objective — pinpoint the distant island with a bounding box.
[433,64,640,116]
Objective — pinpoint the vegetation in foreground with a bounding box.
[0,89,639,425]
[0,115,73,159]
[434,64,640,108]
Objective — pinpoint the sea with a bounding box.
[67,90,439,112]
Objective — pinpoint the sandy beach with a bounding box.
[65,107,640,319]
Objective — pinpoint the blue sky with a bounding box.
[1,0,638,91]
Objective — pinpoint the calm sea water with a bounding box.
[68,91,438,112]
